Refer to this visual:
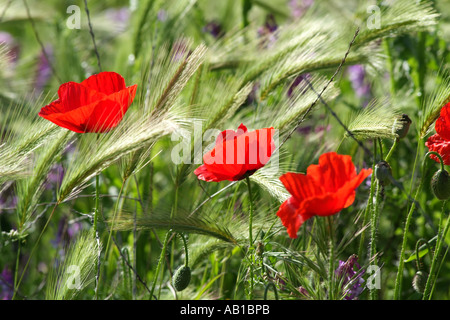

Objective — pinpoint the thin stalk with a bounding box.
[384,138,399,163]
[423,201,449,300]
[12,202,60,299]
[246,176,255,300]
[83,0,102,72]
[150,230,172,300]
[327,215,335,299]
[98,179,127,298]
[370,179,382,300]
[358,140,377,259]
[393,151,442,299]
[383,38,396,97]
[178,233,189,267]
[93,133,101,299]
[13,240,21,297]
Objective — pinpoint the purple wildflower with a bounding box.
[257,14,278,49]
[34,45,53,94]
[171,39,190,62]
[52,216,82,247]
[287,74,311,98]
[0,183,17,211]
[104,7,130,32]
[0,31,20,64]
[45,163,65,190]
[347,65,371,101]
[203,21,223,39]
[157,9,168,22]
[289,0,314,19]
[0,267,14,300]
[335,254,365,300]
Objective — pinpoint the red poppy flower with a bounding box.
[425,102,450,165]
[276,152,372,239]
[435,102,450,141]
[425,133,450,165]
[194,124,276,182]
[39,71,137,133]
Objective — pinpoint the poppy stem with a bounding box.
[423,200,449,299]
[12,201,60,300]
[327,216,335,299]
[359,139,378,259]
[369,179,382,300]
[94,133,101,300]
[394,151,435,299]
[384,138,399,163]
[150,230,172,300]
[246,176,255,299]
[83,0,102,72]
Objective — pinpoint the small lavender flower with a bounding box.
[0,31,20,64]
[45,163,65,190]
[347,65,371,101]
[52,216,82,247]
[335,254,365,300]
[34,45,53,94]
[0,267,14,300]
[0,183,17,211]
[203,21,223,39]
[257,14,278,49]
[157,9,168,22]
[289,0,314,19]
[287,74,311,98]
[104,7,131,32]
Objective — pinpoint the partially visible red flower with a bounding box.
[39,71,137,133]
[425,101,450,165]
[194,124,276,182]
[435,102,450,141]
[277,152,372,239]
[425,133,450,165]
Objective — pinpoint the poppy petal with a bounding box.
[215,123,248,145]
[57,81,107,113]
[276,196,313,239]
[39,99,100,133]
[435,102,450,141]
[39,99,86,133]
[425,133,450,165]
[195,125,276,182]
[80,71,127,95]
[279,172,322,201]
[301,168,372,217]
[306,152,357,193]
[194,164,236,182]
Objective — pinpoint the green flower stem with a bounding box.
[359,163,376,259]
[246,176,255,300]
[423,201,449,300]
[12,201,60,300]
[150,230,172,300]
[327,216,335,299]
[384,138,399,163]
[369,179,382,300]
[393,151,442,299]
[99,179,126,298]
[178,233,189,267]
[94,133,101,299]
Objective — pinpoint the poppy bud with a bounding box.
[431,169,450,201]
[375,161,392,186]
[173,265,191,291]
[412,270,428,294]
[393,114,412,139]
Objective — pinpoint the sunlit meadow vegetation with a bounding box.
[1,0,450,301]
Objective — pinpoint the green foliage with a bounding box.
[1,0,450,302]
